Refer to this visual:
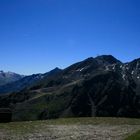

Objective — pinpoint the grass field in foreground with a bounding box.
[0,117,140,133]
[0,117,139,140]
[125,130,140,140]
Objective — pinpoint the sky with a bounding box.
[0,0,140,75]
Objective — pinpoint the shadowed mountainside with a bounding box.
[0,55,140,121]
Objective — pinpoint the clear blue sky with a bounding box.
[0,0,140,75]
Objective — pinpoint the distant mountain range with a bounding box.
[0,71,24,86]
[0,67,61,94]
[0,55,140,121]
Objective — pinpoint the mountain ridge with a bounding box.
[0,70,24,86]
[0,55,140,121]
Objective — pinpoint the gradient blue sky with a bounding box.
[0,0,140,75]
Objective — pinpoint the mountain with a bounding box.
[0,55,140,121]
[0,67,62,94]
[0,71,24,86]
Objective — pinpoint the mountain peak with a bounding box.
[95,55,121,64]
[50,67,62,73]
[95,55,115,59]
[53,67,61,71]
[0,71,23,86]
[44,67,62,77]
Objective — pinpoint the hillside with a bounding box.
[0,55,140,121]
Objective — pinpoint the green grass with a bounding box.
[38,117,140,125]
[0,117,140,128]
[125,130,140,140]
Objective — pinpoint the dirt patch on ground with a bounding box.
[0,124,139,140]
